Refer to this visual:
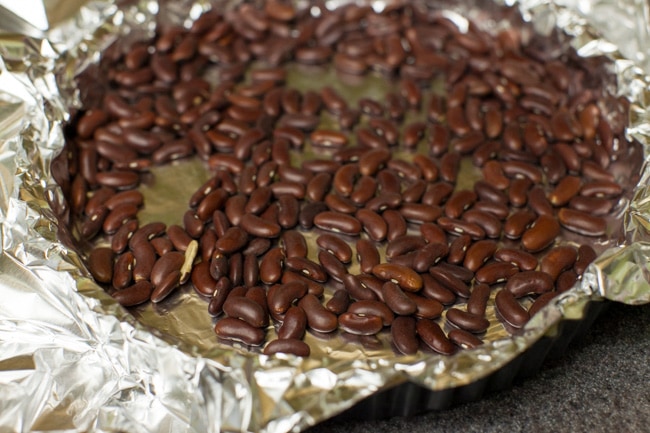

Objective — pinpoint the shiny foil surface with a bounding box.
[0,0,649,431]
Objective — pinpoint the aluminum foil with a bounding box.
[0,0,649,432]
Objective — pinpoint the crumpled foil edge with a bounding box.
[0,0,649,432]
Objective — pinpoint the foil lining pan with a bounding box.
[0,0,650,431]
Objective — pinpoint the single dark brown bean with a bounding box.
[474,262,518,285]
[494,248,538,271]
[183,210,204,238]
[437,217,485,240]
[413,242,448,273]
[446,308,490,333]
[568,195,614,216]
[482,160,510,190]
[460,225,497,264]
[439,152,461,183]
[540,245,578,281]
[416,318,456,355]
[268,281,308,315]
[391,316,419,355]
[277,305,308,340]
[112,280,153,307]
[298,293,338,333]
[527,292,557,318]
[504,209,536,240]
[447,234,472,265]
[223,294,267,328]
[574,244,598,275]
[313,211,362,235]
[521,214,561,252]
[191,261,217,297]
[150,269,181,303]
[215,226,249,254]
[104,190,144,211]
[210,252,229,281]
[420,222,447,245]
[448,329,484,349]
[214,317,265,346]
[167,224,194,251]
[239,213,281,238]
[548,175,582,206]
[318,250,347,283]
[495,289,530,328]
[332,163,359,197]
[444,190,477,219]
[112,251,134,290]
[306,172,332,202]
[556,269,579,293]
[276,231,305,260]
[376,170,401,195]
[372,263,423,292]
[428,123,450,156]
[269,181,306,199]
[208,277,233,317]
[317,234,352,263]
[88,247,115,284]
[341,271,377,300]
[285,256,327,283]
[242,237,272,257]
[325,289,351,315]
[95,171,140,190]
[505,271,554,298]
[527,186,554,217]
[242,254,259,287]
[507,177,532,208]
[228,253,245,287]
[338,312,384,336]
[365,192,402,212]
[150,251,185,288]
[399,203,442,223]
[259,247,284,285]
[382,282,417,315]
[436,263,474,283]
[557,208,607,236]
[263,338,311,357]
[465,283,490,317]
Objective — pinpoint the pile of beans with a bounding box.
[52,0,635,357]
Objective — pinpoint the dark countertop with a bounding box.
[307,301,650,433]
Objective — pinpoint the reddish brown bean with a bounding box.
[214,317,265,346]
[416,319,456,355]
[521,214,561,252]
[112,280,153,307]
[298,293,338,333]
[557,208,607,236]
[495,289,530,328]
[88,247,115,284]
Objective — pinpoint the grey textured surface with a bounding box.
[307,302,650,433]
